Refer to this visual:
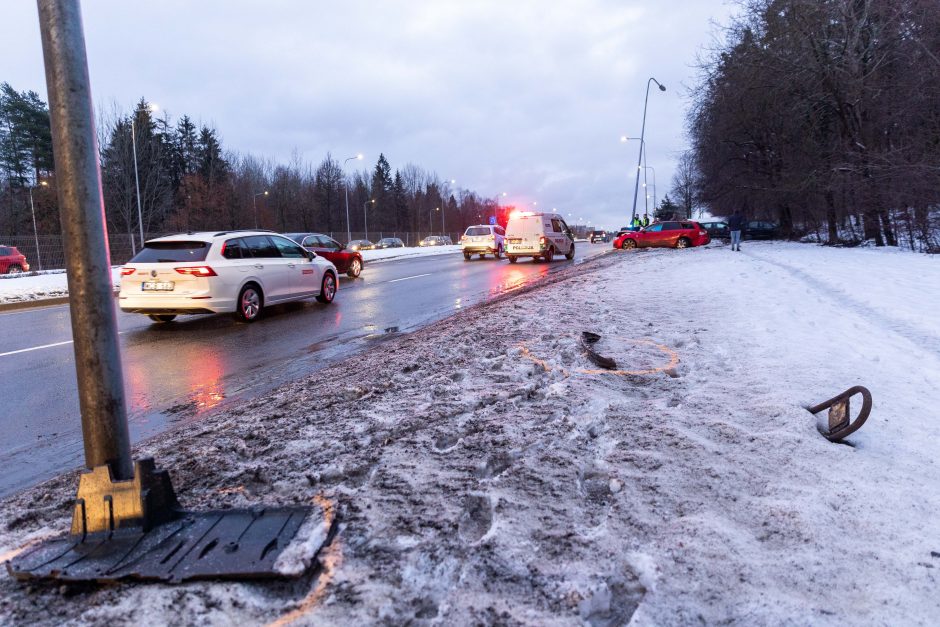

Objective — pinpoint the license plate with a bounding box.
[142,281,175,291]
[507,238,522,244]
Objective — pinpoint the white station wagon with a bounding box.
[119,230,338,323]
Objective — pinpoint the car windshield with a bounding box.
[465,227,490,236]
[129,241,210,263]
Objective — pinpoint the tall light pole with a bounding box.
[252,190,268,228]
[343,154,363,243]
[28,180,49,271]
[642,166,657,216]
[630,78,666,223]
[363,199,375,240]
[130,102,158,252]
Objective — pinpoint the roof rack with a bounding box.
[212,229,275,237]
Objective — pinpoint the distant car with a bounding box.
[700,221,730,240]
[419,235,453,247]
[374,237,405,249]
[614,220,710,250]
[0,245,30,274]
[460,224,505,260]
[286,232,364,278]
[745,221,778,240]
[119,230,337,323]
[348,239,375,251]
[589,230,608,243]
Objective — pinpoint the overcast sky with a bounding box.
[1,1,735,229]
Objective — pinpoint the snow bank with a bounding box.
[1,241,938,625]
[0,268,122,304]
[360,244,461,263]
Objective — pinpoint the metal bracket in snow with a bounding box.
[580,331,617,370]
[807,386,872,442]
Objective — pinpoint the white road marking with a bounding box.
[387,273,432,283]
[0,331,127,358]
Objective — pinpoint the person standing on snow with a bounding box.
[728,210,745,251]
[631,215,642,230]
[642,214,650,227]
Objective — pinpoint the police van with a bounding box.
[504,211,576,263]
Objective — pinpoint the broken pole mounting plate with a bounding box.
[807,385,872,442]
[5,458,326,583]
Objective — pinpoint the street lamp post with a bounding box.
[28,180,49,271]
[363,199,375,240]
[642,166,657,216]
[630,78,666,223]
[130,103,158,252]
[343,154,364,243]
[252,190,268,228]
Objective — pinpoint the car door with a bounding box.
[639,223,663,247]
[300,234,332,264]
[316,235,350,272]
[657,222,682,247]
[243,235,292,302]
[272,235,319,297]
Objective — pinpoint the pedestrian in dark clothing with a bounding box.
[728,210,745,251]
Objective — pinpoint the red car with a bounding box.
[0,245,30,274]
[286,233,364,278]
[614,220,710,250]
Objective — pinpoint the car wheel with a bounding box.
[623,240,636,249]
[544,247,555,262]
[235,283,263,322]
[147,314,177,323]
[6,264,23,275]
[494,245,503,259]
[347,257,362,278]
[316,272,337,304]
[479,253,486,259]
[463,252,472,261]
[676,237,690,249]
[565,243,575,260]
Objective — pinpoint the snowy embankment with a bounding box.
[0,247,460,305]
[1,241,938,624]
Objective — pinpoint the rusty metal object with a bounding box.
[807,386,872,441]
[580,331,617,370]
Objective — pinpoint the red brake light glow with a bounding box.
[174,266,217,277]
[121,267,135,276]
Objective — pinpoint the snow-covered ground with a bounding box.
[0,247,461,305]
[1,241,938,624]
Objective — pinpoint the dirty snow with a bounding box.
[0,240,938,625]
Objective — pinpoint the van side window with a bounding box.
[551,219,562,233]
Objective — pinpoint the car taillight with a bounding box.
[174,266,217,277]
[121,267,136,276]
[488,234,495,240]
[700,230,706,235]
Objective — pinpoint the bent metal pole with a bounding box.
[37,0,133,480]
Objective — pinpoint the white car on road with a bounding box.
[119,230,338,323]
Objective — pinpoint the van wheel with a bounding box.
[463,252,471,261]
[565,243,575,260]
[235,283,263,322]
[6,264,23,275]
[544,247,555,262]
[508,255,517,264]
[148,314,176,323]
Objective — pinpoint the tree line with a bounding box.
[685,0,940,250]
[1,86,506,247]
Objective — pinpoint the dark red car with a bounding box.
[286,233,363,278]
[0,245,30,274]
[614,220,710,250]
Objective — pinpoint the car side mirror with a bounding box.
[306,250,316,260]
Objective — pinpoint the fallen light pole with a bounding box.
[7,0,330,584]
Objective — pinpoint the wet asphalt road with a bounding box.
[0,243,611,497]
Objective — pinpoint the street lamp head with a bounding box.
[357,154,364,160]
[658,84,667,92]
[620,136,627,143]
[40,181,48,187]
[264,190,269,196]
[450,179,456,184]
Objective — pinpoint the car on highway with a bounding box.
[504,211,575,263]
[614,220,710,250]
[348,239,375,251]
[460,224,505,260]
[375,237,405,249]
[286,232,364,278]
[589,230,609,243]
[0,245,30,274]
[745,220,778,240]
[419,235,453,246]
[119,230,338,323]
[699,220,730,240]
